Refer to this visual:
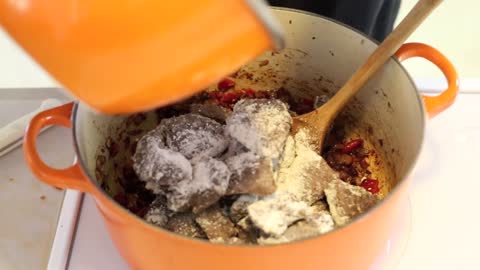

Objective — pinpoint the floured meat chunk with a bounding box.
[166,156,231,213]
[258,210,334,245]
[325,178,379,226]
[133,132,192,194]
[276,130,339,204]
[166,213,206,238]
[243,130,339,238]
[161,113,228,159]
[311,199,329,212]
[237,216,254,231]
[234,228,257,244]
[124,92,387,245]
[278,136,296,169]
[225,152,276,196]
[144,196,172,227]
[237,217,260,244]
[247,192,312,236]
[226,99,292,168]
[190,102,231,123]
[229,195,258,222]
[220,138,248,160]
[195,206,239,243]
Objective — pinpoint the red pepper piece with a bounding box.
[342,139,363,153]
[253,90,271,99]
[242,88,256,98]
[360,178,379,194]
[221,92,241,104]
[217,78,236,92]
[209,91,222,100]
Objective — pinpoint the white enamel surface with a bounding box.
[74,106,126,182]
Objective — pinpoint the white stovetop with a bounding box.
[0,27,479,270]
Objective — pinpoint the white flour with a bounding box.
[167,156,231,212]
[133,134,193,194]
[247,129,335,236]
[276,130,326,204]
[257,210,335,244]
[248,192,312,236]
[226,99,292,168]
[135,98,336,241]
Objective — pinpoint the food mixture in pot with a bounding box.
[97,78,386,245]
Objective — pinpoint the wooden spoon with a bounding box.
[293,0,443,151]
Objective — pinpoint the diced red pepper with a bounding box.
[342,139,363,154]
[242,88,256,98]
[217,78,236,92]
[360,178,379,194]
[221,92,241,104]
[254,90,272,99]
[209,91,222,99]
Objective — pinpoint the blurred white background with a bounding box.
[396,0,477,85]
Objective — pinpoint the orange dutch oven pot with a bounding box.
[23,9,458,270]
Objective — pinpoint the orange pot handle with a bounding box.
[23,102,93,193]
[395,42,459,118]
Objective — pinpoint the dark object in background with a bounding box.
[268,0,401,42]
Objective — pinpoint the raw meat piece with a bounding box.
[161,113,228,159]
[276,130,339,204]
[311,200,329,212]
[190,101,231,123]
[324,178,379,226]
[166,213,206,239]
[225,152,276,196]
[133,133,192,194]
[195,206,239,242]
[166,157,231,213]
[237,217,260,244]
[220,138,249,160]
[229,195,258,223]
[226,99,292,168]
[278,136,295,169]
[144,196,172,227]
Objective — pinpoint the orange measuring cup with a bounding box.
[0,0,283,114]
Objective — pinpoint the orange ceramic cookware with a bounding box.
[24,8,458,270]
[0,0,283,114]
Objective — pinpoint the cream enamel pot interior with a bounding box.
[24,8,458,270]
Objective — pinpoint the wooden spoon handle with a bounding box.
[321,0,443,112]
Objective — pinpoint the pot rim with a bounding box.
[71,7,426,247]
